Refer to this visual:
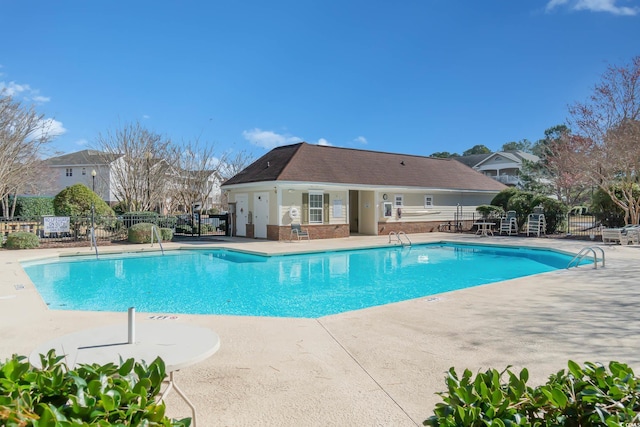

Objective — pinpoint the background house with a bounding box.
[44,150,223,213]
[454,150,539,187]
[44,150,122,204]
[222,142,506,241]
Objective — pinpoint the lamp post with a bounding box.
[91,170,96,249]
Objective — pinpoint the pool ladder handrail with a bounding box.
[90,227,98,259]
[567,246,605,269]
[150,225,165,255]
[388,231,412,246]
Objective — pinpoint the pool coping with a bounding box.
[2,233,639,426]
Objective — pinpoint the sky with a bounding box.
[1,0,639,160]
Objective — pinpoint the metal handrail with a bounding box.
[567,246,605,269]
[90,227,98,259]
[150,225,165,255]
[388,231,412,246]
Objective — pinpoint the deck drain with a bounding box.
[426,297,441,303]
[14,284,25,290]
[147,315,179,320]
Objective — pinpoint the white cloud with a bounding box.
[242,128,302,149]
[143,114,151,119]
[0,80,51,103]
[75,138,89,147]
[316,138,332,146]
[354,136,368,145]
[29,118,67,141]
[546,0,639,15]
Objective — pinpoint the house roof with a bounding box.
[223,142,506,191]
[45,149,122,166]
[474,150,540,167]
[452,153,492,168]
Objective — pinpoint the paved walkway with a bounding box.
[1,233,639,426]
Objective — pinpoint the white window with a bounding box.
[65,168,73,177]
[424,195,434,208]
[309,193,323,224]
[394,194,403,207]
[82,168,86,175]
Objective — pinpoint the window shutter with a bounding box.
[302,193,309,224]
[323,193,329,224]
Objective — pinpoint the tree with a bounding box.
[520,125,589,206]
[94,121,175,212]
[172,139,226,215]
[501,139,532,153]
[561,56,640,224]
[429,151,460,158]
[218,149,255,210]
[462,144,491,156]
[0,93,55,217]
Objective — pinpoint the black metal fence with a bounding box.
[440,211,603,238]
[1,213,230,244]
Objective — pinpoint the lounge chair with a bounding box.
[602,226,640,245]
[499,211,518,235]
[290,223,310,241]
[526,213,546,237]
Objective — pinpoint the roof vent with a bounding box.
[267,162,270,168]
[400,160,405,166]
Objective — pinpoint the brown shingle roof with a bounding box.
[223,143,506,191]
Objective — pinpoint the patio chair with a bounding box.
[290,223,310,241]
[499,211,518,235]
[526,213,546,237]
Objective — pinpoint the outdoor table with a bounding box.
[473,222,495,237]
[29,310,220,426]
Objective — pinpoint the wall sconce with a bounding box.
[288,189,293,193]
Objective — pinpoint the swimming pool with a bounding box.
[22,243,578,318]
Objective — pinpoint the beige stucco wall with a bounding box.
[377,191,496,224]
[278,190,348,226]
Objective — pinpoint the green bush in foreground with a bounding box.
[424,361,640,426]
[5,231,40,249]
[128,222,172,243]
[0,351,190,426]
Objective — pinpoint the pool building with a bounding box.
[222,142,507,241]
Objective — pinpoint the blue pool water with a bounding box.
[22,243,576,318]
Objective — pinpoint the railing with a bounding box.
[389,231,412,246]
[567,246,605,269]
[150,225,164,255]
[1,213,230,244]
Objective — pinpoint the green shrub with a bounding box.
[490,187,520,211]
[128,222,155,243]
[176,224,193,234]
[14,196,55,219]
[160,227,173,241]
[54,184,114,217]
[591,186,630,228]
[475,205,504,219]
[157,216,178,229]
[5,232,40,249]
[0,351,190,426]
[424,361,640,427]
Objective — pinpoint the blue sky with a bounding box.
[1,0,638,159]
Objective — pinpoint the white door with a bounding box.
[235,194,249,237]
[253,192,269,239]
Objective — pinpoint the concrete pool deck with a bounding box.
[1,233,640,426]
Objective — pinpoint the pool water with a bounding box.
[22,243,577,318]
